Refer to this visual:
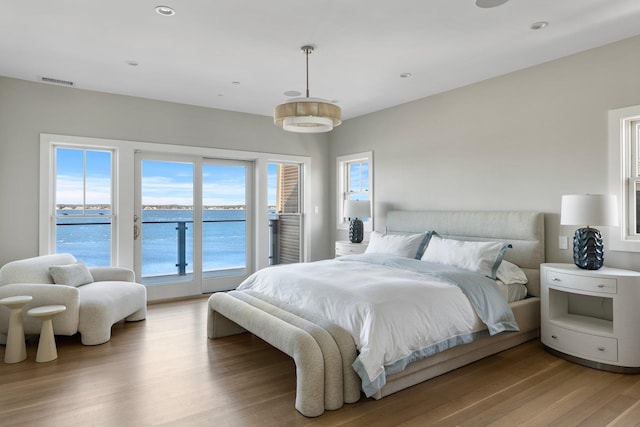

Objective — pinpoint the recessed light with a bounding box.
[475,0,509,8]
[400,73,412,78]
[284,90,301,97]
[531,21,549,30]
[155,6,175,16]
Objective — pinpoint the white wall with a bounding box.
[0,77,332,266]
[330,34,640,270]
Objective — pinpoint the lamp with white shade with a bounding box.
[344,200,371,243]
[560,194,618,270]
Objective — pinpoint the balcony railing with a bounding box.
[57,218,246,276]
[143,219,245,275]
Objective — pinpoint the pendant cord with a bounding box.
[305,48,310,98]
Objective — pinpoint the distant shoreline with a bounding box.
[56,205,276,210]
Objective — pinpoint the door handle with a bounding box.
[134,214,140,240]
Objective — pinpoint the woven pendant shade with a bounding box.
[274,98,341,133]
[274,45,341,133]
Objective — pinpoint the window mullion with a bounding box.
[82,149,87,216]
[631,122,640,238]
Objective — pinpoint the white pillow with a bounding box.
[49,262,94,287]
[495,280,528,303]
[496,260,528,285]
[420,234,509,279]
[364,231,427,258]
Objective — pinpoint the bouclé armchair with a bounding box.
[0,254,147,345]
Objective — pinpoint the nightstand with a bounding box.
[335,240,368,257]
[541,263,640,373]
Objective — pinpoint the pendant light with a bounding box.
[274,45,342,133]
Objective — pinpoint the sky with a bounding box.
[56,147,278,207]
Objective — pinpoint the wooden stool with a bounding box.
[27,305,66,363]
[0,295,33,363]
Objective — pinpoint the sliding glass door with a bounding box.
[134,153,252,298]
[201,160,252,293]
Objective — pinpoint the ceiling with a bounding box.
[2,0,640,122]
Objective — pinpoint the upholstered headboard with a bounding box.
[385,211,545,297]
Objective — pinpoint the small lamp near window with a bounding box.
[344,200,371,243]
[561,194,618,270]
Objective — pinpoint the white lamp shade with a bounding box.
[344,200,371,219]
[560,194,618,227]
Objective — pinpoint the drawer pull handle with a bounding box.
[597,346,605,351]
[551,277,561,282]
[551,335,558,339]
[597,284,605,288]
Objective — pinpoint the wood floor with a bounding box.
[2,297,640,427]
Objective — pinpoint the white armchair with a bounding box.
[0,254,147,345]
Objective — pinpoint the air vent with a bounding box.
[40,76,75,86]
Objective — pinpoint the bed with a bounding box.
[207,210,545,417]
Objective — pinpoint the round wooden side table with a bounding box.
[27,305,66,363]
[0,295,33,363]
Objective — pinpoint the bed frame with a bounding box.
[207,210,545,417]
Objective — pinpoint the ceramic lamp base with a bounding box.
[349,218,364,243]
[573,227,604,270]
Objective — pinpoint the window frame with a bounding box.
[41,142,119,263]
[53,146,116,265]
[336,151,373,231]
[608,105,640,252]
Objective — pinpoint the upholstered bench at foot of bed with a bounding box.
[228,291,345,411]
[207,292,327,417]
[239,289,361,405]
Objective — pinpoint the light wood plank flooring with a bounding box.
[2,297,640,426]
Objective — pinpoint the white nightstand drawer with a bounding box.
[545,270,617,294]
[544,323,618,362]
[335,241,368,257]
[337,245,362,255]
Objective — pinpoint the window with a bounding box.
[54,147,114,266]
[608,105,640,252]
[337,151,373,230]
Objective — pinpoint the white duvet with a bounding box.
[236,255,491,396]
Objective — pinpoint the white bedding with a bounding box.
[236,255,516,396]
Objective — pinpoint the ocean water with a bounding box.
[56,209,247,277]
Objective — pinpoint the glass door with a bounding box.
[201,160,253,293]
[135,153,253,299]
[134,154,200,299]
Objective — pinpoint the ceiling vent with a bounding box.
[40,76,75,86]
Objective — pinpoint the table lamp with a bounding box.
[560,194,618,270]
[344,200,371,243]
